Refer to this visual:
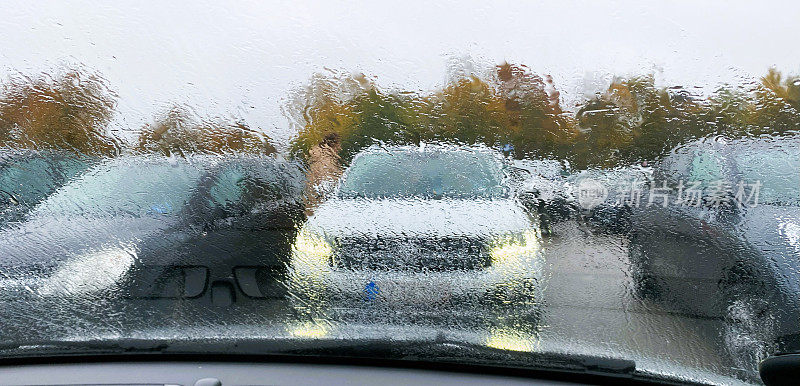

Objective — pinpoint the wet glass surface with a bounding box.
[1,2,800,385]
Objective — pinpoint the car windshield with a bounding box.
[2,2,800,385]
[33,158,204,217]
[338,148,505,199]
[0,153,93,210]
[734,146,800,207]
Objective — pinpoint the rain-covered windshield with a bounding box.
[33,158,204,217]
[2,2,800,385]
[338,148,505,199]
[733,146,800,207]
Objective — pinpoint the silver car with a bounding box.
[287,145,544,324]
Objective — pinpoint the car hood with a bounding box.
[0,215,179,269]
[0,214,188,297]
[306,198,535,238]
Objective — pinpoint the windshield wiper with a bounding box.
[273,338,638,376]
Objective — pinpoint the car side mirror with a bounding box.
[508,166,532,180]
[516,190,540,213]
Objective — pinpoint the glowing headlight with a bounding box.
[291,228,334,269]
[488,229,540,268]
[38,246,137,296]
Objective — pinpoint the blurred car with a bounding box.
[564,164,653,233]
[288,145,544,324]
[0,154,305,305]
[627,135,800,364]
[0,150,97,226]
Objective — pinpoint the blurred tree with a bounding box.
[427,75,510,147]
[289,63,583,165]
[701,69,800,138]
[575,75,712,167]
[286,71,370,160]
[703,87,754,137]
[492,63,578,160]
[339,89,426,161]
[746,68,800,134]
[288,64,800,170]
[137,106,276,156]
[624,76,704,162]
[0,67,119,156]
[575,99,634,167]
[761,68,800,109]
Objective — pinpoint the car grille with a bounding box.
[333,236,491,271]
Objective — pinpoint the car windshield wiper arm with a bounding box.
[0,337,645,381]
[0,337,716,384]
[271,338,637,375]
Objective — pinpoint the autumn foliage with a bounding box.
[1,63,797,166]
[0,68,277,158]
[289,64,800,168]
[287,63,577,163]
[0,67,119,156]
[136,106,276,157]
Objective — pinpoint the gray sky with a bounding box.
[1,0,798,146]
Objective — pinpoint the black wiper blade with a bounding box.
[0,339,171,355]
[1,338,703,385]
[2,337,634,372]
[275,338,636,375]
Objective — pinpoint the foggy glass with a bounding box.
[1,2,799,385]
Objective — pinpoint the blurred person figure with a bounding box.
[304,132,343,215]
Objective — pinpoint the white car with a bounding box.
[287,145,544,323]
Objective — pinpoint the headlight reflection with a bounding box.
[488,229,541,269]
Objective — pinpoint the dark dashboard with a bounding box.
[0,360,580,386]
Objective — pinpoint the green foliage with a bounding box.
[290,66,800,168]
[761,68,800,109]
[339,89,424,161]
[572,70,800,168]
[575,99,633,167]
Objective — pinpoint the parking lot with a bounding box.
[539,221,745,384]
[0,218,752,384]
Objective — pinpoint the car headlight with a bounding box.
[38,246,137,296]
[291,228,334,270]
[488,229,541,269]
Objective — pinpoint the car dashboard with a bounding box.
[0,360,593,386]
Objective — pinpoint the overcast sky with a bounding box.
[1,0,798,145]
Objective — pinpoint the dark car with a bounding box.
[564,164,653,233]
[510,159,575,235]
[0,155,305,308]
[627,135,800,367]
[0,150,97,226]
